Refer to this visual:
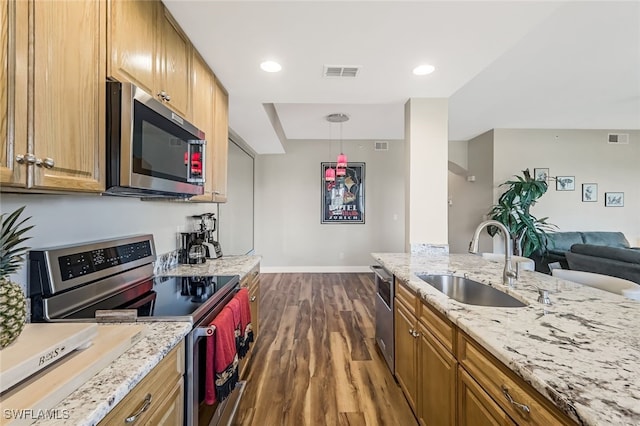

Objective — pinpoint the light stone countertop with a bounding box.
[159,255,261,281]
[372,252,640,426]
[31,322,191,426]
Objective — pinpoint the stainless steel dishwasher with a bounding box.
[371,264,394,372]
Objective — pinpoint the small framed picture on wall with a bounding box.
[582,183,597,202]
[556,176,575,191]
[533,168,549,181]
[605,192,624,207]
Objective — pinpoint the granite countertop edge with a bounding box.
[158,255,262,280]
[371,252,640,426]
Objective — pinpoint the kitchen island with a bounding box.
[372,252,640,426]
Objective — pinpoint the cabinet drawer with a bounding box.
[395,279,417,312]
[419,301,455,353]
[457,333,575,426]
[99,340,184,425]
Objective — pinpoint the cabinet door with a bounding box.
[418,322,457,426]
[31,0,105,192]
[144,378,184,426]
[212,78,228,202]
[107,0,157,95]
[188,51,215,202]
[249,275,260,337]
[0,0,27,186]
[394,300,418,414]
[158,7,190,118]
[458,368,515,426]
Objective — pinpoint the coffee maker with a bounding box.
[179,213,222,264]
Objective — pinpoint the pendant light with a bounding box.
[326,113,349,177]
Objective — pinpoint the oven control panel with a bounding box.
[58,241,153,281]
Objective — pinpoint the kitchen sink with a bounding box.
[417,274,527,307]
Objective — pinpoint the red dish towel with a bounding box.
[234,288,254,357]
[205,306,239,405]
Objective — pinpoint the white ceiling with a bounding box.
[164,1,640,154]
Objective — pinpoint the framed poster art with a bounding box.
[582,183,597,202]
[321,162,365,224]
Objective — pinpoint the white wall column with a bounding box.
[404,98,449,252]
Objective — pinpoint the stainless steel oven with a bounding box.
[371,264,394,372]
[28,235,245,426]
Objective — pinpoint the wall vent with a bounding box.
[323,65,361,78]
[608,133,629,144]
[374,141,389,151]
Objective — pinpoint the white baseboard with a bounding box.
[259,266,372,273]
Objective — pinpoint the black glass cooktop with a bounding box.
[151,274,239,319]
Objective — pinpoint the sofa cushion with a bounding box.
[570,244,640,264]
[581,232,630,248]
[546,232,584,253]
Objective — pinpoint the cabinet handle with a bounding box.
[15,154,25,164]
[36,157,55,169]
[19,154,37,164]
[501,385,530,414]
[411,330,420,338]
[157,91,167,100]
[124,393,152,423]
[250,296,256,302]
[164,94,171,102]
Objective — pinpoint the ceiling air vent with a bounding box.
[374,141,389,151]
[323,65,361,78]
[608,133,629,144]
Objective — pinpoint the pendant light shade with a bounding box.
[325,167,336,182]
[336,153,348,168]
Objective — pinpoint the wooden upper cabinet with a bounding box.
[1,0,27,187]
[188,50,215,202]
[107,0,157,95]
[30,0,106,192]
[158,8,190,118]
[1,0,104,192]
[107,0,190,118]
[212,78,228,202]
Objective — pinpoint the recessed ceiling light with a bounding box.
[260,61,282,73]
[413,64,435,76]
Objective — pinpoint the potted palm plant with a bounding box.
[0,206,33,348]
[487,169,556,257]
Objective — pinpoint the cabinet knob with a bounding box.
[20,154,37,164]
[501,385,530,414]
[124,393,153,423]
[157,91,167,100]
[250,296,257,302]
[36,157,55,169]
[164,94,171,102]
[411,330,420,338]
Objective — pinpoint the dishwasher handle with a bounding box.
[370,265,393,283]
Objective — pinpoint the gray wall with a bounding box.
[255,139,405,272]
[0,193,210,293]
[448,131,495,253]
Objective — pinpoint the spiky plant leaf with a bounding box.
[0,206,33,277]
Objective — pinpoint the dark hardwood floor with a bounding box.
[233,273,417,426]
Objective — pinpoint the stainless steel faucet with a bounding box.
[469,220,517,286]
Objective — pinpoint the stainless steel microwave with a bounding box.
[106,81,206,198]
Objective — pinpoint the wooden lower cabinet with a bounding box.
[98,340,184,425]
[394,297,418,414]
[458,368,516,426]
[393,279,578,426]
[239,263,260,379]
[418,321,457,426]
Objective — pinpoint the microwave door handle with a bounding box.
[187,139,206,184]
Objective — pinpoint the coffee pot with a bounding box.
[179,232,206,264]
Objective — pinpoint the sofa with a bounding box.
[531,231,631,273]
[566,244,640,284]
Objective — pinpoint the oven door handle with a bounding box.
[193,325,216,339]
[370,265,392,283]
